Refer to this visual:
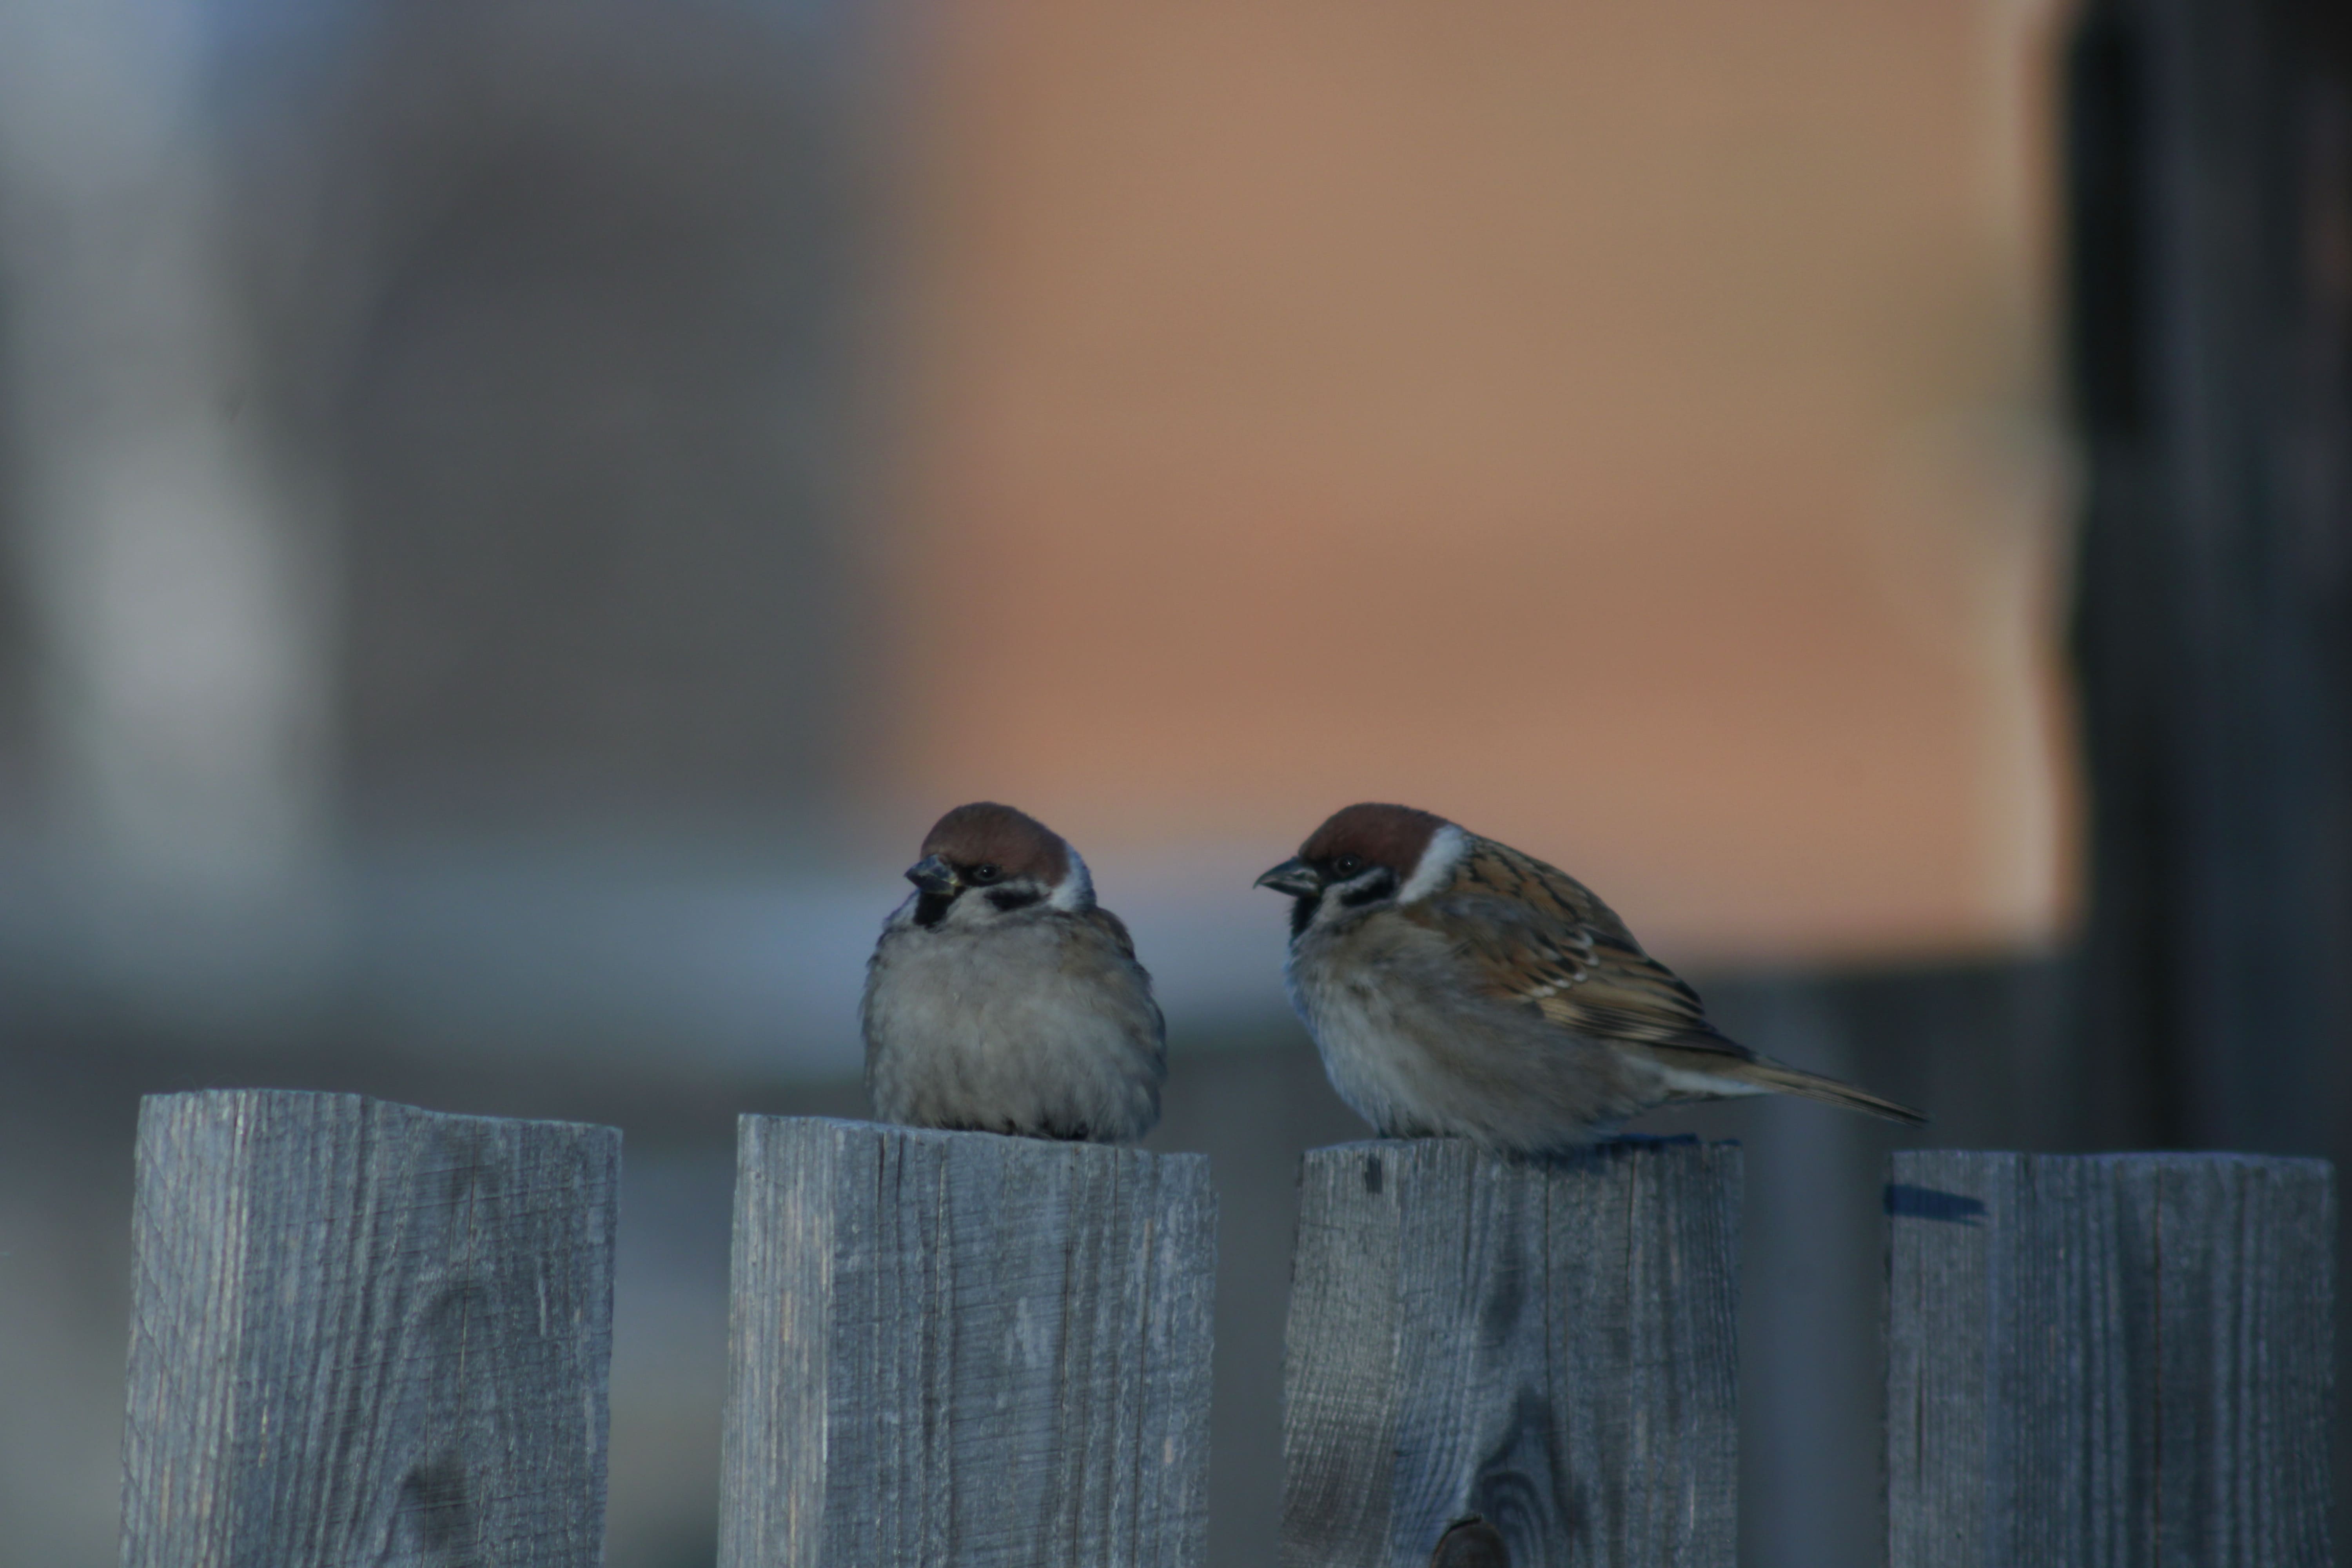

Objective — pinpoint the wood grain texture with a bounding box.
[1281,1138,1741,1568]
[719,1116,1216,1568]
[119,1089,620,1568]
[1886,1151,2335,1568]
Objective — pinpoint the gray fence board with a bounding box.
[119,1088,620,1567]
[1886,1150,2334,1568]
[1281,1138,1741,1568]
[719,1116,1215,1568]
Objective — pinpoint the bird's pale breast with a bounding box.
[1285,907,1661,1149]
[863,913,1164,1142]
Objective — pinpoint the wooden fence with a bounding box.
[115,1089,2333,1567]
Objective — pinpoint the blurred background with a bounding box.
[0,0,2343,1563]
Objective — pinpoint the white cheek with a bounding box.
[1397,824,1469,904]
[1049,848,1095,912]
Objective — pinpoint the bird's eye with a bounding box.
[971,864,1001,884]
[1333,854,1365,877]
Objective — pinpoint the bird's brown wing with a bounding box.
[1408,838,1927,1124]
[1406,838,1749,1056]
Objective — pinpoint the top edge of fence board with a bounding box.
[735,1110,1206,1161]
[1894,1147,2333,1172]
[140,1084,624,1139]
[1299,1132,1737,1165]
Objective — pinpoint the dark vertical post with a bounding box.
[2067,0,2352,1155]
[2064,0,2352,1520]
[1887,1150,2334,1567]
[1280,1138,1740,1568]
[118,1089,621,1566]
[719,1116,1216,1568]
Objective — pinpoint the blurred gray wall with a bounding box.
[0,0,875,860]
[0,0,888,1048]
[299,1,873,831]
[0,2,895,1561]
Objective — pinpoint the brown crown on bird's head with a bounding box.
[918,801,1072,886]
[1298,802,1450,878]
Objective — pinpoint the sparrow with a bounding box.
[1255,802,1925,1151]
[1430,1517,1511,1568]
[862,801,1165,1142]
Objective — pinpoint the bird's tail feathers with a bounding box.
[1730,1058,1928,1126]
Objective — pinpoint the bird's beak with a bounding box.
[905,854,960,896]
[1254,857,1324,898]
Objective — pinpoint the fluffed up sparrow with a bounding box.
[1255,802,1925,1151]
[863,801,1166,1142]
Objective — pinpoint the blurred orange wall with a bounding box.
[873,0,2076,962]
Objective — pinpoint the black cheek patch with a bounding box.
[988,886,1045,913]
[1289,893,1321,939]
[1336,868,1400,909]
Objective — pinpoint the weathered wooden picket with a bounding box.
[1885,1151,2334,1568]
[719,1116,1215,1567]
[115,1089,2334,1567]
[120,1090,621,1566]
[1281,1139,1740,1568]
